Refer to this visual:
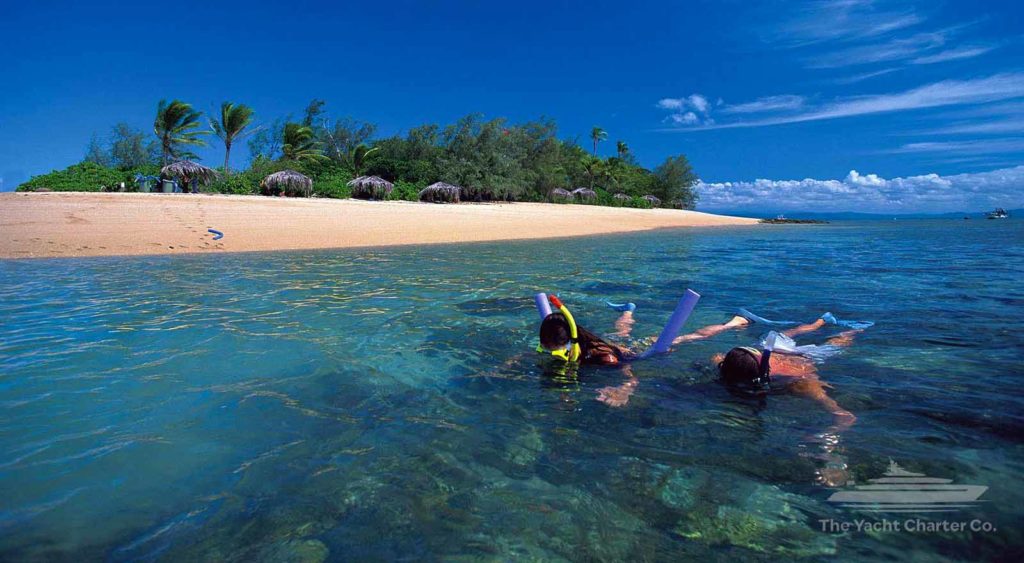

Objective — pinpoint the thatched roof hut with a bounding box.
[261,170,313,197]
[572,187,597,201]
[551,188,572,200]
[419,182,462,203]
[613,193,630,201]
[642,194,661,205]
[161,160,218,191]
[348,175,394,200]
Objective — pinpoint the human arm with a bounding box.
[671,315,749,345]
[788,376,856,432]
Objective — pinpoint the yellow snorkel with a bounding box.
[537,295,581,363]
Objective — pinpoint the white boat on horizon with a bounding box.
[827,460,988,513]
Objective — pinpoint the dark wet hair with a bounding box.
[719,347,762,386]
[539,313,571,349]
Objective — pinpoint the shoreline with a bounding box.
[0,192,758,259]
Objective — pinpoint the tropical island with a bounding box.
[17,98,700,209]
[3,99,760,259]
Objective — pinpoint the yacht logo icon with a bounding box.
[827,460,988,513]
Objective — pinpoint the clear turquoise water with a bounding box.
[1,220,1022,561]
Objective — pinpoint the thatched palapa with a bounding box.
[551,188,572,200]
[161,160,218,192]
[261,170,313,197]
[572,187,597,201]
[419,182,462,203]
[348,175,394,200]
[642,194,661,205]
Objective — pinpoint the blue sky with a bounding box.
[1,0,1021,212]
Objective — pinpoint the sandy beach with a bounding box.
[0,192,757,259]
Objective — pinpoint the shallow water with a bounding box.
[1,220,1022,561]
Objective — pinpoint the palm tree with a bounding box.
[210,102,256,173]
[281,123,327,163]
[153,99,208,165]
[616,140,629,159]
[580,155,603,189]
[350,144,380,176]
[590,127,607,155]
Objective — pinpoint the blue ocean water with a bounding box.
[1,220,1022,560]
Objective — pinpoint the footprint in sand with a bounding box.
[65,213,89,225]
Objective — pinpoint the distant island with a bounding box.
[759,218,829,224]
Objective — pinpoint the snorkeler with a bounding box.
[538,296,639,366]
[537,295,656,407]
[673,312,863,431]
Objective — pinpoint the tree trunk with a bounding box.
[224,140,232,174]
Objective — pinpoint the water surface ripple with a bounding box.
[1,220,1022,560]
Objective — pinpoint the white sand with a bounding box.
[0,192,758,259]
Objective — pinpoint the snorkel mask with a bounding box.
[536,295,581,363]
[732,332,776,394]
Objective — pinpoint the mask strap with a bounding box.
[759,332,778,381]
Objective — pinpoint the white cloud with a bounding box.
[890,138,1024,154]
[656,98,685,110]
[771,0,923,46]
[834,68,899,84]
[697,165,1024,213]
[911,45,994,65]
[658,94,714,125]
[845,170,885,186]
[658,73,1024,131]
[667,112,700,125]
[808,31,946,68]
[721,95,805,114]
[689,94,710,114]
[925,119,1024,135]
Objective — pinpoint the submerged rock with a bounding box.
[254,539,329,563]
[503,426,544,467]
[673,482,836,557]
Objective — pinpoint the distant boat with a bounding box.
[986,208,1009,219]
[827,459,987,513]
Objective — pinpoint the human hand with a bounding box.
[597,379,637,408]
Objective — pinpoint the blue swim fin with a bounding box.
[606,301,636,313]
[737,308,798,326]
[821,312,874,330]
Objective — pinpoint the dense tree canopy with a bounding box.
[21,98,700,209]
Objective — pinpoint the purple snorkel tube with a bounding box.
[535,293,553,320]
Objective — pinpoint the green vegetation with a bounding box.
[16,162,150,192]
[590,127,607,155]
[210,102,257,173]
[18,99,701,209]
[153,99,209,164]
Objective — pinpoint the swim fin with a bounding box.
[737,308,798,326]
[606,301,636,313]
[821,312,874,330]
